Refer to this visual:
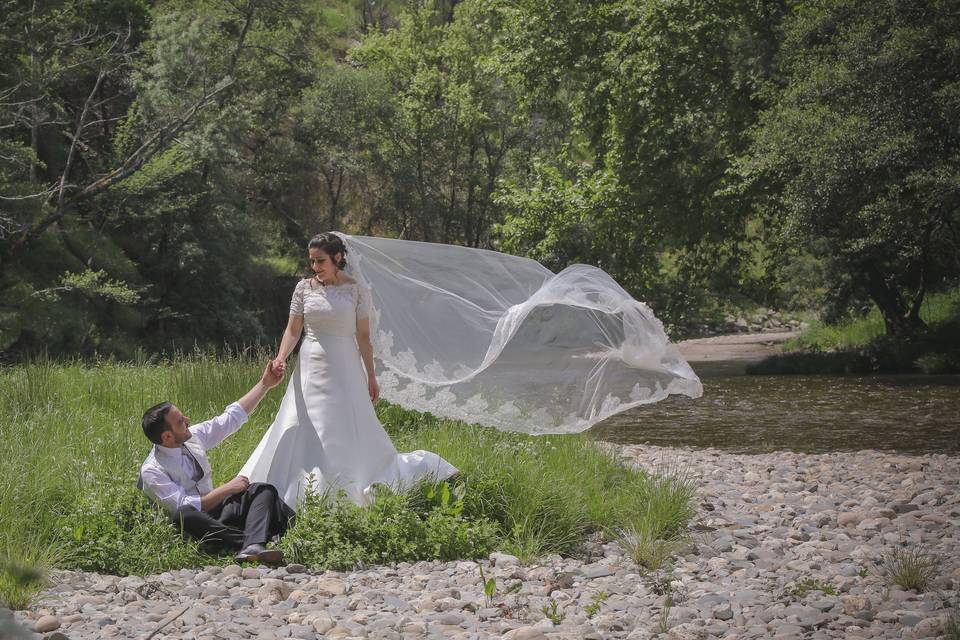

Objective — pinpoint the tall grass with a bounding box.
[0,355,696,607]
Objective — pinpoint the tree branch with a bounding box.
[12,78,234,251]
[58,68,106,210]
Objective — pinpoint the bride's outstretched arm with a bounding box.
[273,314,304,374]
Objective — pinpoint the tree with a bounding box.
[0,0,327,354]
[491,0,786,328]
[740,0,960,336]
[348,0,529,246]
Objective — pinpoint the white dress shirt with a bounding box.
[139,402,248,513]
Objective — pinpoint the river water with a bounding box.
[591,372,960,455]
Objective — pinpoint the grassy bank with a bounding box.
[749,289,960,375]
[0,355,695,608]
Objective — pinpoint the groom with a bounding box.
[138,361,295,564]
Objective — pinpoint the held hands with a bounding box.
[368,375,380,404]
[262,358,285,389]
[270,356,286,377]
[226,475,250,495]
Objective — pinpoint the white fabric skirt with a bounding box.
[240,333,458,508]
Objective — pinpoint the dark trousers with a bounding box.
[173,483,295,550]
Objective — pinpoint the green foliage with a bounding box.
[788,289,960,352]
[55,484,213,576]
[380,402,696,562]
[496,162,655,296]
[784,577,837,598]
[279,482,498,570]
[740,0,960,336]
[584,591,608,618]
[757,287,960,374]
[478,562,498,607]
[37,268,141,305]
[616,524,686,574]
[4,0,960,357]
[0,557,46,611]
[348,0,530,246]
[541,598,566,625]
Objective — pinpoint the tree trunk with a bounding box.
[863,268,927,337]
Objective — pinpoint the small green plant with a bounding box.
[942,588,960,640]
[947,610,960,640]
[656,582,673,634]
[541,598,566,625]
[880,544,940,592]
[617,524,687,573]
[584,590,608,618]
[478,563,497,607]
[784,577,837,597]
[858,566,868,577]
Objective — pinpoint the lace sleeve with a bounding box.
[356,283,373,320]
[289,280,306,316]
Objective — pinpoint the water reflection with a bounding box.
[590,373,960,454]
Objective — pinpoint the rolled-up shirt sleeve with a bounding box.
[189,402,249,450]
[140,466,201,514]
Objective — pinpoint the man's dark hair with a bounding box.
[142,402,173,444]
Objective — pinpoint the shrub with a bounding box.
[55,484,212,576]
[280,481,499,570]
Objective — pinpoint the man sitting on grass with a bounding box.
[138,361,294,564]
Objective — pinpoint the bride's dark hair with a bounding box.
[307,232,347,269]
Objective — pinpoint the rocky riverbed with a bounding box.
[9,446,959,640]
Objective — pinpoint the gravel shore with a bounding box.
[10,445,959,640]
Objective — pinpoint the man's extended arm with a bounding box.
[237,361,284,416]
[199,362,283,509]
[191,361,285,450]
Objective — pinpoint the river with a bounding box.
[591,334,960,454]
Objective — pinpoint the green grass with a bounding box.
[785,288,959,352]
[880,544,940,592]
[0,354,695,608]
[750,288,960,375]
[947,595,960,640]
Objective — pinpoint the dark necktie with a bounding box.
[182,447,203,482]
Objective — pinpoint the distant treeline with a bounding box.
[1,0,957,358]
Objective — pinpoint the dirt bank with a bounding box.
[676,331,798,376]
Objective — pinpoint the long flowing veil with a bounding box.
[338,233,702,434]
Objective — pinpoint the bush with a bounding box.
[280,481,499,570]
[55,484,213,576]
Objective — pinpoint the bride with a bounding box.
[240,232,458,507]
[242,231,702,508]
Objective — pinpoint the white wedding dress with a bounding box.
[240,278,458,508]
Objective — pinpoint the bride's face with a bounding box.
[308,247,340,282]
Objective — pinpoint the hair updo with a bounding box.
[307,232,347,269]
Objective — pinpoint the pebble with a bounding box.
[10,446,958,640]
